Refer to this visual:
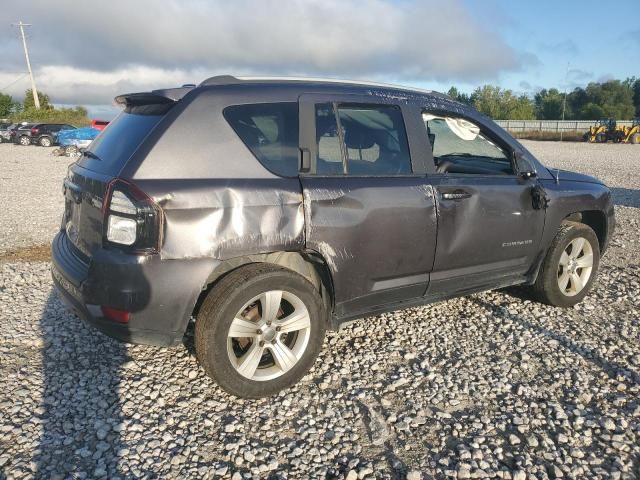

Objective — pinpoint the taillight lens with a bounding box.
[31,127,39,135]
[103,178,162,253]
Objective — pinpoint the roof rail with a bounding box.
[199,75,242,87]
[198,74,436,95]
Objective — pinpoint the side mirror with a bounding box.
[514,152,536,178]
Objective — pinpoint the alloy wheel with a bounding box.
[227,290,311,381]
[557,236,593,296]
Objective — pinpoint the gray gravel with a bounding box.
[0,144,70,254]
[1,141,640,479]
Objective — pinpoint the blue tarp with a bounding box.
[58,127,100,146]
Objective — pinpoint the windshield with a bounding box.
[78,108,168,174]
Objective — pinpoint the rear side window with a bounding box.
[224,103,299,177]
[315,103,412,176]
[79,106,168,174]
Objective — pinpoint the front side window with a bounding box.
[315,103,412,176]
[224,103,299,177]
[423,113,513,175]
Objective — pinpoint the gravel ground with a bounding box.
[0,144,70,254]
[1,141,639,480]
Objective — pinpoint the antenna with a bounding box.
[12,21,40,109]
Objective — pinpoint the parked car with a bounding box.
[51,76,615,398]
[0,122,14,143]
[9,123,35,145]
[54,127,101,156]
[90,119,110,131]
[16,123,76,147]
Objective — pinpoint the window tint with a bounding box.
[423,113,513,175]
[315,103,412,176]
[224,103,299,177]
[79,109,168,175]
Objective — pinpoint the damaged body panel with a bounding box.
[51,76,615,352]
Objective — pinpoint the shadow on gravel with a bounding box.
[610,187,640,208]
[35,290,127,478]
[470,296,640,386]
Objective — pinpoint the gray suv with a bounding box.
[52,76,615,398]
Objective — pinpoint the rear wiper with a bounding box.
[83,151,101,161]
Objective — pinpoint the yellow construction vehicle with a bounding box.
[619,118,640,144]
[583,118,619,143]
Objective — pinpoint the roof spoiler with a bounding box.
[114,86,194,106]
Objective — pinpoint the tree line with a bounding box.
[448,78,640,120]
[0,89,90,126]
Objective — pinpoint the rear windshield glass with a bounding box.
[78,106,168,174]
[224,103,299,177]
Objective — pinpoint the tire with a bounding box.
[632,133,640,145]
[195,263,327,398]
[531,221,600,307]
[19,135,30,146]
[39,136,52,147]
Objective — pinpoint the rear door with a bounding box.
[421,111,545,295]
[299,94,437,318]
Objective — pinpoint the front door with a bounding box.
[423,112,544,296]
[298,94,437,318]
[422,112,545,295]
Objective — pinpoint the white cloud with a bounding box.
[0,0,528,105]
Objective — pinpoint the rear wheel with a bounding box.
[195,264,326,398]
[19,135,30,146]
[531,221,600,307]
[39,136,52,147]
[632,133,640,145]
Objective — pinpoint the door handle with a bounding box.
[441,190,471,200]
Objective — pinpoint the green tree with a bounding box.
[534,88,567,120]
[567,87,588,120]
[470,85,535,120]
[12,106,90,126]
[572,81,635,119]
[23,89,53,110]
[0,93,18,117]
[579,103,606,119]
[447,86,472,105]
[624,77,640,117]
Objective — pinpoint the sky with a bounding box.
[0,0,637,119]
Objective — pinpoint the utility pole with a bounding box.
[560,62,570,142]
[12,21,40,109]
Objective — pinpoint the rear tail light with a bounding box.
[103,178,162,253]
[101,306,130,323]
[31,127,39,135]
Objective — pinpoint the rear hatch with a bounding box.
[62,96,177,257]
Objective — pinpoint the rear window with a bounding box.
[79,106,168,174]
[224,103,299,177]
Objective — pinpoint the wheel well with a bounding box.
[564,210,607,251]
[193,251,335,322]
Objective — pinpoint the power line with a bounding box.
[0,73,29,92]
[11,21,40,109]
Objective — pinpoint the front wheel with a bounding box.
[19,135,30,146]
[195,264,326,398]
[531,221,600,307]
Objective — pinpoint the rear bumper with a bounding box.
[51,231,216,346]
